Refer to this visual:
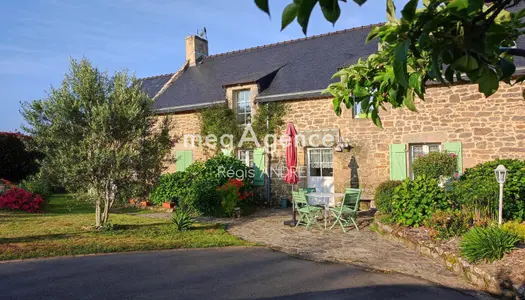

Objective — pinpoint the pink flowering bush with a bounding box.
[0,187,44,213]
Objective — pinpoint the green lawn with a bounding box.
[0,195,253,261]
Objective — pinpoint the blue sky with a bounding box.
[0,0,405,132]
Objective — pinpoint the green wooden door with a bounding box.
[253,148,265,186]
[175,151,193,172]
[389,144,407,180]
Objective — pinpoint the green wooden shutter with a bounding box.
[176,151,193,172]
[253,148,265,186]
[444,142,463,175]
[389,144,407,180]
[221,149,232,156]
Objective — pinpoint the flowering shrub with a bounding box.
[412,152,458,181]
[0,187,44,212]
[217,179,252,217]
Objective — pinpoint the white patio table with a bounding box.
[306,192,345,229]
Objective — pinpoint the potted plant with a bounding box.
[162,202,175,209]
[162,196,178,209]
[139,199,152,207]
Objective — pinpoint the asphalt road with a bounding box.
[0,247,478,300]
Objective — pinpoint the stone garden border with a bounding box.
[374,218,525,299]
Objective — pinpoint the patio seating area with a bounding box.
[292,187,362,233]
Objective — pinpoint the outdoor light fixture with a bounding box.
[494,164,507,226]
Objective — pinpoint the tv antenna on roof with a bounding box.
[197,27,207,40]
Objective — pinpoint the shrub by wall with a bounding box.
[412,151,457,180]
[374,180,402,214]
[426,210,473,239]
[150,154,251,216]
[453,159,525,222]
[391,175,451,227]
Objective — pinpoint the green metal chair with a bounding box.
[329,188,362,232]
[292,190,322,230]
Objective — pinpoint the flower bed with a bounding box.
[374,217,525,298]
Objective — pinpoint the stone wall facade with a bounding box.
[163,81,525,202]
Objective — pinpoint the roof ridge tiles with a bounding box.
[205,23,383,60]
[139,73,175,80]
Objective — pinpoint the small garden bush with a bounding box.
[374,180,402,213]
[19,174,53,202]
[412,151,457,180]
[0,187,44,212]
[187,178,221,216]
[172,208,194,231]
[0,132,42,183]
[391,175,451,227]
[454,159,525,222]
[460,226,521,263]
[427,210,473,239]
[150,172,188,205]
[502,221,525,241]
[150,154,252,216]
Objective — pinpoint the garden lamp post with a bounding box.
[494,164,507,226]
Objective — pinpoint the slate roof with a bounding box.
[141,24,379,113]
[141,7,525,113]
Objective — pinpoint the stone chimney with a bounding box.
[185,35,208,66]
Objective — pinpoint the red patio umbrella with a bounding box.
[283,122,299,226]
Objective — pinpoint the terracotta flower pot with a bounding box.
[129,199,136,205]
[162,202,175,209]
[140,201,152,207]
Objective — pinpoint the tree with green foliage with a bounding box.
[22,58,172,228]
[255,0,525,126]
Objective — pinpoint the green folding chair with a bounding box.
[329,188,361,232]
[292,191,322,230]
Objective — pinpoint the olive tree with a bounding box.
[255,0,525,126]
[22,58,172,228]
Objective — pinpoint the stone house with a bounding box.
[140,24,525,203]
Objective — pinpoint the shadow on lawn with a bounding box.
[0,233,82,244]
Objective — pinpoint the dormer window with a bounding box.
[235,90,251,125]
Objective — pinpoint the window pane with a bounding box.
[309,150,321,176]
[238,150,246,161]
[321,149,333,177]
[429,144,440,152]
[237,114,245,124]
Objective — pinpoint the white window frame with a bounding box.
[409,143,441,179]
[235,90,251,126]
[237,149,254,168]
[307,148,334,178]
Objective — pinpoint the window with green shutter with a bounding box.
[444,142,463,175]
[389,144,407,180]
[175,151,193,172]
[253,148,265,186]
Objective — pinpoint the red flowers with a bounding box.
[449,153,457,158]
[0,187,44,213]
[217,178,253,201]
